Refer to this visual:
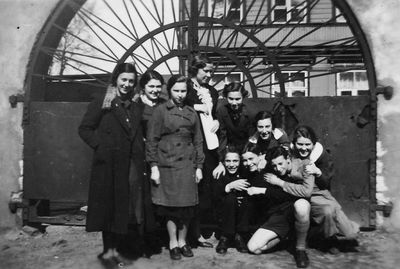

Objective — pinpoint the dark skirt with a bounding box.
[156,205,195,229]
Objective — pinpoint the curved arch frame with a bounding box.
[24,0,377,111]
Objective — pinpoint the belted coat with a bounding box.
[78,93,144,234]
[146,100,204,207]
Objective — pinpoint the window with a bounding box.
[209,72,243,93]
[272,71,308,97]
[208,0,243,23]
[272,0,307,24]
[336,70,368,96]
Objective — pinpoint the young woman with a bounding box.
[146,75,204,260]
[248,111,290,155]
[78,63,144,266]
[213,82,254,179]
[185,54,220,247]
[291,125,359,251]
[214,145,250,254]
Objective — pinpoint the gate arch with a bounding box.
[23,0,378,227]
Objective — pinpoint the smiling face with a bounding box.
[270,155,291,177]
[242,151,260,172]
[257,118,273,140]
[170,82,187,105]
[227,91,243,111]
[224,152,240,174]
[116,72,136,96]
[143,78,162,101]
[294,136,314,159]
[195,63,213,84]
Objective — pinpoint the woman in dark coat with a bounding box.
[213,81,254,179]
[185,54,220,247]
[78,63,144,265]
[146,75,205,260]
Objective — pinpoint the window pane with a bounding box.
[274,9,287,22]
[276,0,286,6]
[341,91,352,96]
[338,72,354,88]
[228,10,241,21]
[230,0,241,8]
[291,72,305,87]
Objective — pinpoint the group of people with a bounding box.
[78,54,359,268]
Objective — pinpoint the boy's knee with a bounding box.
[294,199,311,221]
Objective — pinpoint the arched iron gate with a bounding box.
[24,0,377,227]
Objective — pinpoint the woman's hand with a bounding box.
[194,104,209,114]
[305,163,322,177]
[246,187,266,196]
[227,179,250,192]
[210,119,220,133]
[195,168,203,183]
[212,162,226,179]
[264,173,284,187]
[150,166,160,185]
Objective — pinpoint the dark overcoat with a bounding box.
[146,100,204,207]
[216,103,255,160]
[78,93,144,234]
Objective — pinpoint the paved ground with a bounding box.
[0,225,399,269]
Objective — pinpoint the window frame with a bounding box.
[336,70,369,96]
[208,0,244,24]
[271,0,308,24]
[272,70,309,97]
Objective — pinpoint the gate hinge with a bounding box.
[376,86,393,100]
[9,93,24,108]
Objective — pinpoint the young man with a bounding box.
[248,146,314,268]
[263,146,315,268]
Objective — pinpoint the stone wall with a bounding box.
[0,0,399,230]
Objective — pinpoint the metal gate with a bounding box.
[24,0,377,227]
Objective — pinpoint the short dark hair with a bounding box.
[254,110,274,129]
[188,54,213,77]
[222,81,249,98]
[222,144,241,160]
[292,125,318,145]
[139,70,164,89]
[111,62,138,87]
[242,142,262,155]
[265,146,290,164]
[166,75,188,96]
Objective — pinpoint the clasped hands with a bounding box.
[151,166,203,185]
[226,179,266,196]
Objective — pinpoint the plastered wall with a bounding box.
[0,0,399,230]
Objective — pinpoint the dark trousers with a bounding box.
[219,193,250,237]
[189,149,219,244]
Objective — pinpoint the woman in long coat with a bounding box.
[185,54,220,247]
[146,75,204,260]
[78,63,144,264]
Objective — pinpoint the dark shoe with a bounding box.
[180,244,194,257]
[97,253,117,269]
[197,241,213,248]
[234,234,248,253]
[169,247,182,260]
[294,249,310,268]
[113,253,132,267]
[216,236,229,254]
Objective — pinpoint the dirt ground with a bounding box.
[0,225,399,269]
